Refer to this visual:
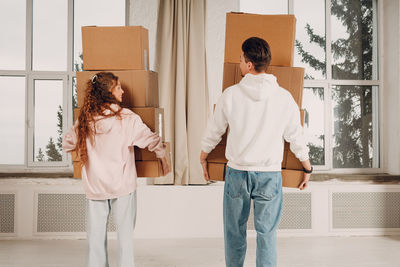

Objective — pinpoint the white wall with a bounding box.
[383,0,400,174]
[129,0,159,71]
[205,0,240,112]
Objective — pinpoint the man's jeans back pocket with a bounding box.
[225,168,247,199]
[253,172,281,200]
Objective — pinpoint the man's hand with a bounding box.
[200,150,209,181]
[160,156,171,176]
[299,172,311,190]
[299,160,312,190]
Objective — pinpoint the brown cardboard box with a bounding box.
[73,162,82,178]
[222,63,304,108]
[136,160,163,177]
[71,150,80,162]
[76,70,159,108]
[207,144,227,163]
[220,132,227,145]
[131,107,165,141]
[224,13,296,67]
[283,109,306,170]
[281,169,303,188]
[135,142,170,161]
[82,26,149,70]
[208,162,227,181]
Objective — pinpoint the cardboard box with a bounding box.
[224,13,296,67]
[76,70,159,108]
[222,63,304,108]
[136,160,163,177]
[283,109,306,170]
[74,108,80,122]
[131,107,165,141]
[208,162,227,181]
[73,162,82,179]
[207,144,227,163]
[71,150,80,162]
[135,142,170,161]
[82,26,149,70]
[281,169,304,188]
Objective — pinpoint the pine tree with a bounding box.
[56,105,63,152]
[46,137,62,162]
[73,53,83,109]
[36,148,45,162]
[295,0,374,168]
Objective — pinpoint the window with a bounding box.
[0,0,126,171]
[240,0,381,172]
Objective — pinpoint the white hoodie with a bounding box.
[201,73,309,172]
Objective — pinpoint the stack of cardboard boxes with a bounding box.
[207,13,307,188]
[72,26,169,178]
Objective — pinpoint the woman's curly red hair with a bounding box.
[76,72,122,165]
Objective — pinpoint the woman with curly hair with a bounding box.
[62,72,170,267]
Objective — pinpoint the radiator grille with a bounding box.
[332,192,400,229]
[37,194,116,232]
[0,194,15,233]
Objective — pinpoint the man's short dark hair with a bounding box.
[242,37,272,72]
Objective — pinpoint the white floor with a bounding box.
[1,236,400,267]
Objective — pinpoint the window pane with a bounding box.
[73,0,125,71]
[331,0,378,80]
[0,77,25,164]
[294,0,326,80]
[72,77,78,110]
[0,0,26,70]
[33,0,68,71]
[332,85,377,168]
[240,0,288,14]
[302,88,325,166]
[34,80,63,162]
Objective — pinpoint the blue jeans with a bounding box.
[223,167,283,267]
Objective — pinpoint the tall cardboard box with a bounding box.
[283,109,306,171]
[225,13,296,67]
[136,144,171,177]
[135,142,170,161]
[208,144,227,164]
[281,169,303,188]
[76,70,159,108]
[222,63,304,107]
[82,26,149,70]
[131,107,165,141]
[208,163,227,181]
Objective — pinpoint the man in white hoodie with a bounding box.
[200,37,312,267]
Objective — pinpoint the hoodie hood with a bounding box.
[92,104,120,134]
[239,73,279,101]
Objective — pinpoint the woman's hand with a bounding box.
[160,156,171,176]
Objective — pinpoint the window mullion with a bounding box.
[25,0,33,167]
[125,0,130,26]
[325,0,332,81]
[288,0,293,14]
[325,0,333,171]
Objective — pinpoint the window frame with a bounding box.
[0,0,128,172]
[289,0,383,173]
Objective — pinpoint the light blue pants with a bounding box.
[224,167,283,267]
[86,191,137,267]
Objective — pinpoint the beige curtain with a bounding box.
[154,0,209,185]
